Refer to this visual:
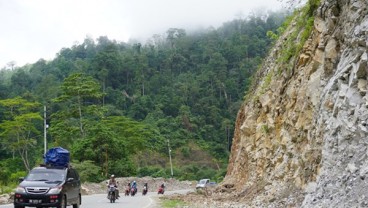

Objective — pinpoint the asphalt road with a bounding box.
[0,189,192,208]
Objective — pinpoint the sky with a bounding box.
[0,0,284,69]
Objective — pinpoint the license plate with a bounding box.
[29,199,41,204]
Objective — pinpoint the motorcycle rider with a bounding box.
[158,183,165,194]
[131,180,137,194]
[107,174,120,199]
[143,182,148,194]
[125,182,131,195]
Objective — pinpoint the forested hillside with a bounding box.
[0,11,287,186]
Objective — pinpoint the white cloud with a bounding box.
[0,0,283,68]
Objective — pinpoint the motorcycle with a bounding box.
[142,186,148,195]
[108,185,117,203]
[158,186,164,194]
[125,186,130,196]
[130,187,137,196]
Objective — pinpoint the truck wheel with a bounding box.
[58,195,67,208]
[73,194,81,208]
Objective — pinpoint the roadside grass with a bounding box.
[0,183,16,194]
[161,199,188,208]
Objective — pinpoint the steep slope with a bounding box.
[221,0,368,207]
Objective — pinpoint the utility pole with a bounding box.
[168,140,173,178]
[44,105,47,154]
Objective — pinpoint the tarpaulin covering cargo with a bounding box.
[44,147,70,167]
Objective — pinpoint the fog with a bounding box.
[0,0,284,68]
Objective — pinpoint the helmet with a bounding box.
[133,181,136,183]
[111,174,115,178]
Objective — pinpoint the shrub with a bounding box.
[137,166,161,177]
[151,169,169,178]
[180,146,191,158]
[276,0,321,73]
[0,158,25,185]
[72,160,103,182]
[109,159,137,177]
[10,171,27,183]
[0,184,16,194]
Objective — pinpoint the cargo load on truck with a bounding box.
[44,147,70,167]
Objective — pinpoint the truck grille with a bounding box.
[26,187,49,194]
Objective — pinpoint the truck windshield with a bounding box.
[26,169,65,181]
[199,180,207,184]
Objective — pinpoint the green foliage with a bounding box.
[10,171,27,183]
[0,184,16,194]
[54,73,103,103]
[52,73,104,139]
[261,124,270,134]
[181,146,191,158]
[161,199,188,208]
[70,116,159,178]
[176,164,216,181]
[261,71,274,94]
[71,121,123,177]
[137,164,225,182]
[0,158,25,185]
[0,170,9,185]
[276,0,320,73]
[105,116,165,152]
[279,14,294,35]
[137,166,173,178]
[72,160,104,182]
[0,158,26,193]
[196,167,217,180]
[109,159,137,177]
[307,0,321,16]
[214,168,227,182]
[0,97,42,171]
[267,31,278,40]
[299,16,315,48]
[151,169,170,178]
[137,166,162,177]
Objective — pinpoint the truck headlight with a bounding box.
[15,186,26,193]
[48,186,62,194]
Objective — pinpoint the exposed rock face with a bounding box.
[222,0,368,207]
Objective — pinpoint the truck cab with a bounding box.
[196,179,210,189]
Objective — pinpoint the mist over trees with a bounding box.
[0,10,287,183]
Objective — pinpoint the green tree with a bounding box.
[0,97,42,171]
[53,73,103,138]
[72,121,121,177]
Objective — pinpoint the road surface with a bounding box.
[0,189,192,208]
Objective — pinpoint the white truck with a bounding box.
[195,179,217,189]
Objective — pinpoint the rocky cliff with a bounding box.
[222,0,368,207]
